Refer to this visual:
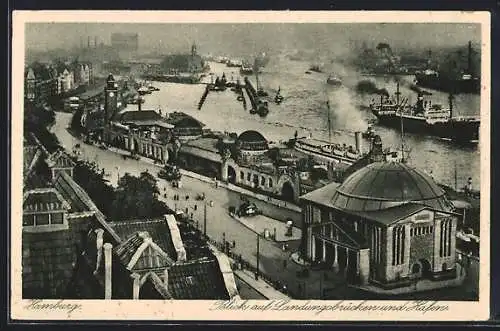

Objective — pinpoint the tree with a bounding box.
[24,101,60,153]
[110,171,171,220]
[73,160,115,217]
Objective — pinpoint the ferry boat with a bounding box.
[370,82,480,142]
[240,64,254,75]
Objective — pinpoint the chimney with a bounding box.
[103,242,113,299]
[88,36,90,49]
[163,268,169,291]
[95,36,98,49]
[131,273,141,300]
[93,228,105,275]
[355,131,362,154]
[138,97,142,111]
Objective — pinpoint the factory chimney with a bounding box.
[95,36,98,49]
[87,36,90,49]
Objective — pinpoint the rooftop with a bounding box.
[109,219,178,261]
[302,162,454,213]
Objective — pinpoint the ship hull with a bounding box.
[374,113,479,142]
[414,74,480,94]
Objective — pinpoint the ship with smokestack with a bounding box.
[292,101,402,165]
[370,82,480,143]
[414,41,480,94]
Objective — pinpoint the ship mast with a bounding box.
[397,82,405,163]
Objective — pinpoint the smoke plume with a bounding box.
[355,80,389,96]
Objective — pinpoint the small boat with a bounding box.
[237,95,244,102]
[257,88,268,97]
[345,147,359,159]
[305,71,312,74]
[327,74,342,86]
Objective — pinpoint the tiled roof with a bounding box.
[22,229,77,298]
[47,150,75,169]
[162,258,230,299]
[23,188,71,213]
[114,232,175,272]
[109,219,178,261]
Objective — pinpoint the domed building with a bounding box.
[300,161,461,293]
[236,130,269,154]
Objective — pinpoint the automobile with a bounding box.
[158,164,182,181]
[236,202,262,217]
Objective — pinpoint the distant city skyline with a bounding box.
[25,23,480,57]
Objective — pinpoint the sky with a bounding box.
[25,23,481,57]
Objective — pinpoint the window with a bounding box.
[23,214,34,226]
[35,214,49,225]
[269,178,273,187]
[247,173,251,181]
[51,213,64,224]
[240,171,244,180]
[261,176,266,186]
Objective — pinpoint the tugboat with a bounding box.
[256,99,269,117]
[327,74,342,86]
[370,82,480,142]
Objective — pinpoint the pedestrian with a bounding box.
[282,244,286,251]
[186,195,189,200]
[190,213,194,220]
[163,193,167,198]
[185,207,189,214]
[194,204,197,211]
[283,259,287,269]
[232,240,236,248]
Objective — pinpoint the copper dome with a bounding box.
[331,162,453,212]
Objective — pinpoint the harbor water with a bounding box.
[136,57,481,191]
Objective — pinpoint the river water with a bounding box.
[135,57,481,191]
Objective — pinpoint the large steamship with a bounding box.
[370,83,480,143]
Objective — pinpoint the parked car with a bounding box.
[237,202,262,217]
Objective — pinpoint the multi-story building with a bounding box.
[24,62,58,102]
[111,32,139,52]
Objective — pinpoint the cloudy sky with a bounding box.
[25,23,480,56]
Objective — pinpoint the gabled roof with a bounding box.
[23,188,71,213]
[114,231,175,272]
[109,218,178,261]
[47,150,75,169]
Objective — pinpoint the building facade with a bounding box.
[24,63,58,102]
[300,161,461,292]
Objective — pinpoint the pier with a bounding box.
[244,77,259,111]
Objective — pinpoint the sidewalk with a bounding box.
[233,269,290,300]
[232,214,302,243]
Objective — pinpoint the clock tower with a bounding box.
[104,74,118,123]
